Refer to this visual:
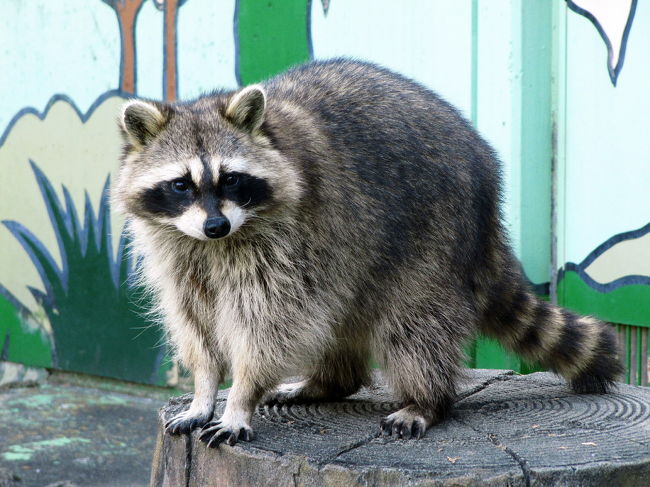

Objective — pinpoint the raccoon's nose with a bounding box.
[204,217,231,239]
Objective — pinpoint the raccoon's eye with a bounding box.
[170,179,190,193]
[224,174,239,187]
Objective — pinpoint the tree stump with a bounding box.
[150,370,650,486]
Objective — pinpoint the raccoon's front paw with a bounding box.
[198,417,255,447]
[380,406,432,440]
[165,409,213,435]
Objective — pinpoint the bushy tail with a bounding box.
[479,279,624,393]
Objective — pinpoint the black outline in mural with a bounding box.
[566,0,638,86]
[0,90,123,148]
[306,0,314,60]
[0,283,32,318]
[559,221,650,292]
[321,0,330,16]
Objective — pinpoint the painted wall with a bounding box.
[0,0,647,385]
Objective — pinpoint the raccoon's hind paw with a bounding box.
[262,380,316,405]
[199,418,255,447]
[380,406,433,440]
[165,409,213,435]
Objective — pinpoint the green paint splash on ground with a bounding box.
[2,437,91,461]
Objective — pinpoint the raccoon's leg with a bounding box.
[263,339,372,405]
[199,358,279,447]
[376,309,469,440]
[165,362,223,434]
[165,326,225,435]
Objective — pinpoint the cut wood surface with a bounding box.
[151,370,650,487]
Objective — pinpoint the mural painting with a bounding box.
[0,0,312,385]
[1,0,648,385]
[558,0,649,384]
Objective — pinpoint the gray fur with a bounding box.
[113,59,623,445]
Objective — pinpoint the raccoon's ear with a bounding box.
[120,100,170,148]
[225,85,266,133]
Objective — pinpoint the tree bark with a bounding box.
[151,371,650,487]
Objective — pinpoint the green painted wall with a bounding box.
[236,0,311,85]
[559,271,650,328]
[0,293,51,368]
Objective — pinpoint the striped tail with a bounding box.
[479,280,624,393]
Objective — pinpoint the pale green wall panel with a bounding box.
[135,1,164,100]
[474,0,522,256]
[562,1,650,264]
[0,0,119,131]
[519,0,552,285]
[474,0,553,285]
[178,0,238,97]
[310,0,473,117]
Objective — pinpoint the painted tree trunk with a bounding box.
[164,0,179,101]
[115,0,145,94]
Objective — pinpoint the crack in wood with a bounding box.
[184,434,193,487]
[488,433,532,487]
[456,370,517,402]
[321,431,384,466]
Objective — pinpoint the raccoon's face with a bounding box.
[114,85,300,240]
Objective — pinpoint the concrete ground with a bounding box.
[0,362,177,487]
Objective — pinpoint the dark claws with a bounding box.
[165,414,211,436]
[380,417,392,436]
[205,430,231,448]
[199,422,254,447]
[380,417,424,440]
[400,422,412,440]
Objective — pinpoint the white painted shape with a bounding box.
[584,232,650,283]
[0,0,119,132]
[310,0,472,117]
[563,0,650,263]
[571,0,634,69]
[177,0,238,98]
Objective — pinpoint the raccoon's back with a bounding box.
[262,59,503,281]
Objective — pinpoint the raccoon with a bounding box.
[112,59,622,446]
